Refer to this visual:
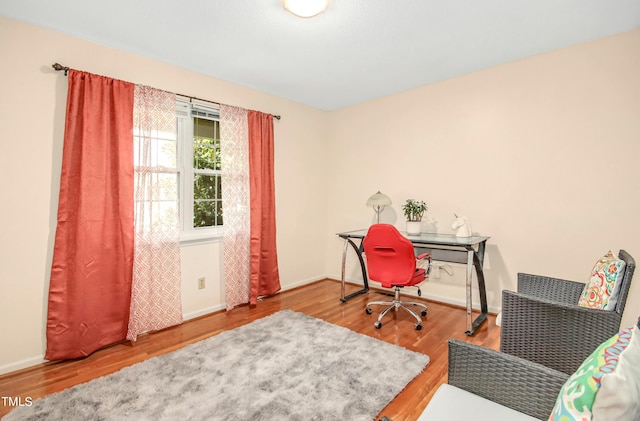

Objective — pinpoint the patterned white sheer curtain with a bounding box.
[127,85,183,341]
[220,104,251,310]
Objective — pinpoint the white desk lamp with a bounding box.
[366,191,392,224]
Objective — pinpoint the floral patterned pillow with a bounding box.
[578,251,626,310]
[548,324,640,421]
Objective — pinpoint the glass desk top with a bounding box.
[337,229,489,247]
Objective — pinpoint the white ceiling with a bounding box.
[1,0,639,110]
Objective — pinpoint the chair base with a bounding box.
[366,286,427,330]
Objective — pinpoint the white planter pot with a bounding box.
[406,221,421,235]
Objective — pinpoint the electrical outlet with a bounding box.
[198,277,205,289]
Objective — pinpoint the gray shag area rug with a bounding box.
[3,310,429,421]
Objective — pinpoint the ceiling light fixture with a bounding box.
[282,0,329,18]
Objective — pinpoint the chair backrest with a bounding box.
[615,249,636,315]
[363,224,417,287]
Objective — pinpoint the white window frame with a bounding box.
[177,98,224,244]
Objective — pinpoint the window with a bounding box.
[177,99,224,242]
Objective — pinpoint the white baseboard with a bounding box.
[280,275,326,291]
[183,276,325,320]
[0,356,47,376]
[8,275,494,376]
[342,277,501,314]
[182,304,226,321]
[1,276,327,376]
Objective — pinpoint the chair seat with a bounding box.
[417,384,539,421]
[381,268,426,289]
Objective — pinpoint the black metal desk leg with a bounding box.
[340,238,369,302]
[466,247,489,335]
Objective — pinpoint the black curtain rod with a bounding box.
[51,63,281,120]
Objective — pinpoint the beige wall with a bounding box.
[326,30,640,326]
[1,16,639,375]
[0,17,329,373]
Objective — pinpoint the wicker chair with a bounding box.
[500,249,635,374]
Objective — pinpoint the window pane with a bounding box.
[193,117,221,171]
[194,174,222,227]
[134,132,177,168]
[148,173,178,201]
[134,201,179,234]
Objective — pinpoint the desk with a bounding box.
[337,229,490,335]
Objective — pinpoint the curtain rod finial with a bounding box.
[52,63,70,76]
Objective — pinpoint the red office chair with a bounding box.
[363,224,431,330]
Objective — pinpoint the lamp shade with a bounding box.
[282,0,329,18]
[366,191,392,208]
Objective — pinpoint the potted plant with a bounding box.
[402,199,427,235]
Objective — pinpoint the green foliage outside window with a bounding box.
[193,117,222,227]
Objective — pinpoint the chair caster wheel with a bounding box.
[415,323,422,331]
[421,310,427,316]
[374,321,382,329]
[365,307,372,315]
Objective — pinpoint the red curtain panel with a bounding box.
[248,111,281,304]
[45,70,135,360]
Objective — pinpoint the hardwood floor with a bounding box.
[0,279,500,420]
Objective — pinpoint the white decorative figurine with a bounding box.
[451,214,472,237]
